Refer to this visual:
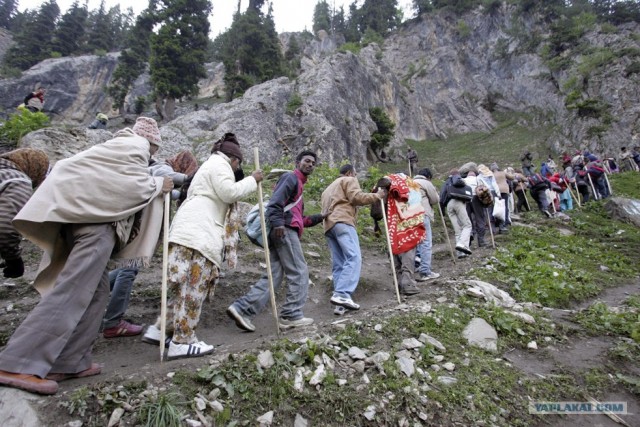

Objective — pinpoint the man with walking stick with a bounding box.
[228,151,324,331]
[0,117,171,394]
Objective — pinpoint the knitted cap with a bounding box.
[133,117,162,146]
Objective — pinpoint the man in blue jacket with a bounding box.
[227,151,324,331]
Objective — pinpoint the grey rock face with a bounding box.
[19,127,113,163]
[0,54,120,125]
[4,6,639,168]
[604,197,640,228]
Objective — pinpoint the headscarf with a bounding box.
[165,150,198,176]
[0,148,49,188]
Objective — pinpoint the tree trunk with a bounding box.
[164,97,176,121]
[155,96,165,120]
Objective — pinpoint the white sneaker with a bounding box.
[330,295,360,310]
[141,325,171,348]
[416,272,440,282]
[226,305,256,332]
[279,317,314,329]
[167,340,214,360]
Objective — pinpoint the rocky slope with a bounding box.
[4,5,640,167]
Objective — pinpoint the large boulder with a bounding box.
[604,197,640,228]
[19,127,113,163]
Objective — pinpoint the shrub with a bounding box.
[134,96,146,115]
[0,110,50,144]
[369,107,395,153]
[625,61,640,76]
[338,42,361,55]
[286,92,303,115]
[456,20,471,39]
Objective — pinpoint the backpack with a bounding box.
[475,184,493,206]
[245,194,302,247]
[449,183,473,201]
[527,173,545,189]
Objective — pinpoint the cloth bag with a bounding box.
[492,198,506,222]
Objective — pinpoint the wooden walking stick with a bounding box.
[485,207,496,248]
[407,159,413,178]
[437,203,456,264]
[548,190,557,214]
[160,192,170,362]
[566,181,581,207]
[521,185,532,212]
[604,172,613,196]
[254,147,280,336]
[379,199,402,304]
[587,173,599,200]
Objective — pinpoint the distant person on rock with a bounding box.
[320,164,385,312]
[0,148,49,279]
[520,150,534,176]
[88,113,109,130]
[407,146,419,175]
[0,117,172,395]
[22,88,46,113]
[227,151,324,332]
[142,133,262,359]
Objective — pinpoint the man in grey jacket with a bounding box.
[413,168,440,281]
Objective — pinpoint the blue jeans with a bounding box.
[325,223,361,299]
[103,267,139,329]
[416,216,433,275]
[232,227,309,321]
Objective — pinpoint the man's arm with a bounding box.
[344,177,381,206]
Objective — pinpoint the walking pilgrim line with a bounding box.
[0,127,634,394]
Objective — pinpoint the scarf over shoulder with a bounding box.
[13,129,165,294]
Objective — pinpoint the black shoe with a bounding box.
[400,285,421,295]
[543,210,552,218]
[455,245,472,255]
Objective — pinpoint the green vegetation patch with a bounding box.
[476,217,640,308]
[575,296,640,341]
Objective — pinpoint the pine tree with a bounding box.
[344,1,362,42]
[52,1,88,56]
[412,0,432,15]
[3,0,60,70]
[85,0,111,53]
[107,7,154,114]
[149,0,212,120]
[0,0,18,29]
[333,6,346,35]
[313,0,331,34]
[359,0,400,36]
[218,2,284,101]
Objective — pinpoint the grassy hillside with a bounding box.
[378,113,555,178]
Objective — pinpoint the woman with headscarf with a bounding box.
[0,148,49,278]
[143,133,263,360]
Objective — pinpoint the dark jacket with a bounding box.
[266,170,322,236]
[439,174,466,209]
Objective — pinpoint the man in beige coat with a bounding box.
[320,164,385,310]
[0,117,172,395]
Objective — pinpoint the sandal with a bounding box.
[46,363,103,382]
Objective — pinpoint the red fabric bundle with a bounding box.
[386,174,425,255]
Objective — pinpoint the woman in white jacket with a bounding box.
[144,134,263,360]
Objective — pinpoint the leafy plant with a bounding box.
[0,110,50,143]
[286,92,303,115]
[60,386,92,417]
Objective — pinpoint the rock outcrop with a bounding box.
[3,5,640,167]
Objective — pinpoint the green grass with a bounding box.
[375,113,554,179]
[475,218,640,308]
[575,296,640,341]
